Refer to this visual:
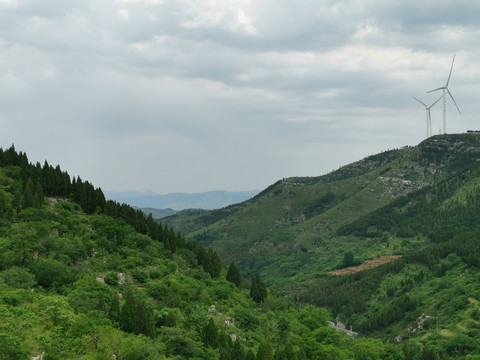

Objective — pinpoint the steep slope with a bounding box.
[299,159,480,355]
[162,134,480,290]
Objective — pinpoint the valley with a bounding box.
[2,134,480,358]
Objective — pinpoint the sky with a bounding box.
[1,0,479,194]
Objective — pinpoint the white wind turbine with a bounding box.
[413,95,443,138]
[427,54,461,134]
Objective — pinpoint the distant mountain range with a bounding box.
[104,189,260,213]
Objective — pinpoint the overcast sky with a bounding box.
[1,0,479,194]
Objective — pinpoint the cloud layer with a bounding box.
[1,0,479,193]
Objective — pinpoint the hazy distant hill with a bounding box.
[104,189,259,211]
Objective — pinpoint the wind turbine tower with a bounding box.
[427,54,461,134]
[413,95,443,138]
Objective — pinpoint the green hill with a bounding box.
[4,137,480,359]
[162,134,480,291]
[0,145,412,359]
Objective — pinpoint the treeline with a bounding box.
[0,145,222,278]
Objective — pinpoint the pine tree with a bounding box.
[257,339,273,360]
[165,310,176,327]
[256,342,265,360]
[23,177,35,208]
[246,349,256,360]
[203,318,219,348]
[108,293,120,324]
[207,248,222,278]
[0,191,9,220]
[250,277,261,303]
[263,339,274,360]
[219,332,233,360]
[135,298,155,338]
[274,347,286,360]
[96,291,106,312]
[79,182,88,212]
[146,213,159,240]
[33,181,44,208]
[13,190,22,213]
[232,339,245,360]
[296,348,307,360]
[250,275,267,303]
[120,289,136,333]
[226,262,242,287]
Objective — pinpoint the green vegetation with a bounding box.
[0,144,410,359]
[5,134,480,358]
[163,134,480,292]
[160,134,480,357]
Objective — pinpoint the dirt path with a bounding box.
[328,255,403,275]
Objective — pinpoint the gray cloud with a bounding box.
[0,0,479,193]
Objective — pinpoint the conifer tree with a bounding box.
[146,213,159,240]
[274,347,286,360]
[0,191,8,220]
[206,248,222,278]
[226,262,242,287]
[263,339,274,360]
[246,349,255,360]
[219,332,233,359]
[232,339,245,360]
[250,275,267,303]
[108,293,121,324]
[165,310,176,327]
[23,177,35,208]
[120,289,136,333]
[296,348,307,360]
[33,181,44,208]
[79,182,88,212]
[13,190,22,213]
[135,298,155,338]
[203,318,219,348]
[257,339,273,360]
[256,342,265,360]
[96,291,106,312]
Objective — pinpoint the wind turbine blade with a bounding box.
[447,90,462,114]
[427,87,444,93]
[446,54,456,86]
[429,95,444,108]
[413,97,427,107]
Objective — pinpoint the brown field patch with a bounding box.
[328,255,403,275]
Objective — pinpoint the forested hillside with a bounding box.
[159,134,480,357]
[0,144,417,359]
[4,138,480,359]
[162,134,480,292]
[299,159,480,356]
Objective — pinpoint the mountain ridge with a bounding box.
[104,189,260,211]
